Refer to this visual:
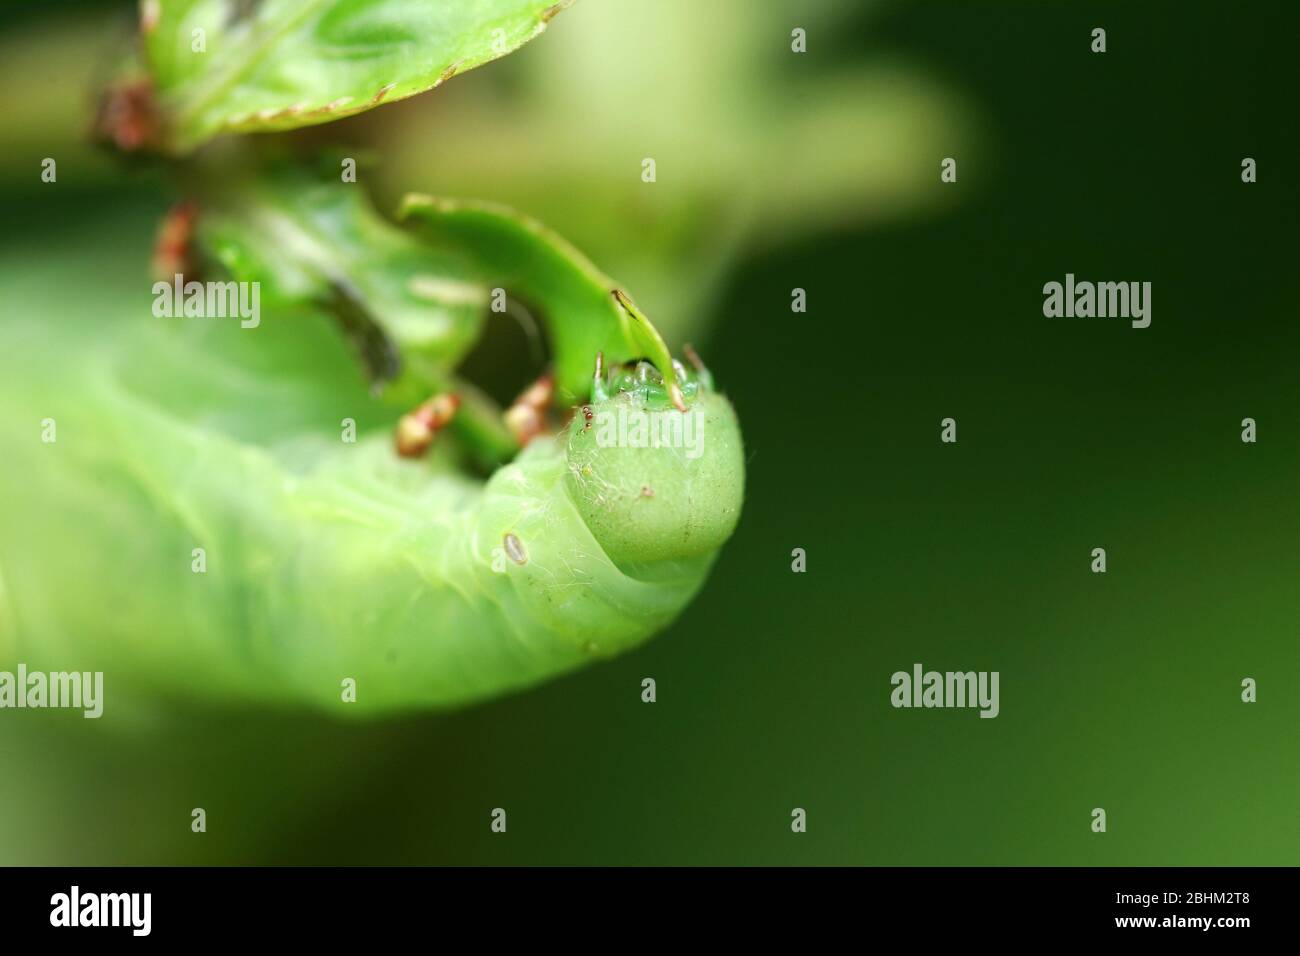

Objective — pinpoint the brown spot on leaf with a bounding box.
[309,97,354,116]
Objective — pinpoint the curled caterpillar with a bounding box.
[0,180,744,715]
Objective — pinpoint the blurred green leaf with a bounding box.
[377,0,978,345]
[145,0,572,152]
[199,168,487,385]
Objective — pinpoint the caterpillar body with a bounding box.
[0,189,744,715]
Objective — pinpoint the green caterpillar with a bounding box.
[0,181,744,715]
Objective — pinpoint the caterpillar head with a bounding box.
[564,355,744,567]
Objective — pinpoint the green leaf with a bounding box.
[194,171,686,465]
[197,169,488,389]
[196,167,685,418]
[143,0,573,152]
[398,194,682,407]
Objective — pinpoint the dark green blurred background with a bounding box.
[1,0,1296,864]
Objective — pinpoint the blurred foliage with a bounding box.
[0,0,979,347]
[364,0,979,342]
[11,1,1290,867]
